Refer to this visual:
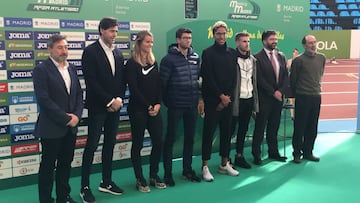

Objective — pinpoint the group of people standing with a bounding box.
[33,17,325,203]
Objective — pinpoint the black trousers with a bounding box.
[38,130,76,203]
[163,107,197,176]
[129,110,162,179]
[81,111,120,187]
[202,104,232,161]
[292,94,321,156]
[252,96,283,158]
[231,97,254,155]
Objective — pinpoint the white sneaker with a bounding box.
[202,165,214,182]
[218,161,239,176]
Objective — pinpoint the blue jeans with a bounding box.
[163,107,197,176]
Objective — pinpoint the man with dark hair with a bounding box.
[252,30,289,165]
[33,34,83,203]
[231,32,258,169]
[80,17,126,203]
[160,27,201,186]
[290,35,325,163]
[200,21,239,182]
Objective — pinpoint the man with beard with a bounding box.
[231,32,259,169]
[290,35,325,163]
[252,30,289,165]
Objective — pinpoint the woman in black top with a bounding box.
[126,30,166,192]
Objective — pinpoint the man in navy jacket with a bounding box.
[33,34,83,203]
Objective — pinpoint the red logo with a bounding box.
[0,83,8,93]
[75,137,87,147]
[11,143,39,155]
[116,131,132,141]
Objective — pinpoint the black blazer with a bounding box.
[254,49,289,99]
[82,40,126,113]
[33,58,83,139]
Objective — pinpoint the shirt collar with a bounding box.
[99,38,115,52]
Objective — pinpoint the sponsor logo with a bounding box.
[0,134,11,146]
[84,20,99,30]
[0,40,4,49]
[4,17,33,27]
[7,60,34,70]
[85,32,99,41]
[71,156,82,167]
[0,146,11,157]
[0,95,8,106]
[130,22,151,31]
[0,106,9,115]
[12,154,39,167]
[118,121,131,131]
[10,123,35,135]
[34,31,60,40]
[33,18,60,29]
[11,143,39,155]
[93,152,102,164]
[67,41,85,50]
[0,115,10,125]
[0,158,12,169]
[140,146,152,156]
[117,33,130,41]
[276,4,304,13]
[9,103,37,114]
[113,150,131,161]
[77,126,88,136]
[0,125,9,135]
[116,132,132,142]
[120,115,129,121]
[81,108,88,118]
[114,141,132,153]
[0,168,12,179]
[60,19,84,29]
[67,50,83,60]
[35,50,50,59]
[60,32,85,41]
[114,42,130,50]
[27,0,83,13]
[8,82,34,93]
[11,133,37,143]
[317,41,338,51]
[0,50,5,60]
[6,51,34,60]
[12,164,39,177]
[75,136,87,147]
[74,148,84,157]
[5,31,33,40]
[6,41,34,50]
[0,17,3,27]
[68,60,82,67]
[143,137,152,147]
[10,113,37,124]
[8,70,33,80]
[0,61,6,70]
[0,70,6,80]
[79,79,86,89]
[34,41,48,50]
[0,83,8,93]
[9,94,36,105]
[118,22,130,30]
[76,67,83,76]
[228,0,260,20]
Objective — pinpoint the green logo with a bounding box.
[228,0,260,20]
[0,135,11,146]
[0,31,4,40]
[7,60,35,70]
[0,95,8,106]
[6,40,34,50]
[27,0,83,13]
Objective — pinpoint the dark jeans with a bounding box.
[163,107,197,176]
[81,110,120,187]
[38,130,76,203]
[292,94,321,156]
[231,97,254,155]
[129,110,162,179]
[252,96,283,158]
[202,104,232,161]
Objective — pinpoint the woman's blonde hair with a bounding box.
[133,30,155,66]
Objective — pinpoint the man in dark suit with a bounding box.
[252,30,289,165]
[80,17,126,203]
[33,34,83,203]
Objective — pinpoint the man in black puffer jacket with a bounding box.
[160,27,201,187]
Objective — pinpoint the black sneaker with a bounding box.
[182,170,201,182]
[149,175,167,189]
[80,186,95,203]
[56,195,77,203]
[164,175,175,187]
[136,177,151,193]
[234,156,252,169]
[98,181,124,195]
